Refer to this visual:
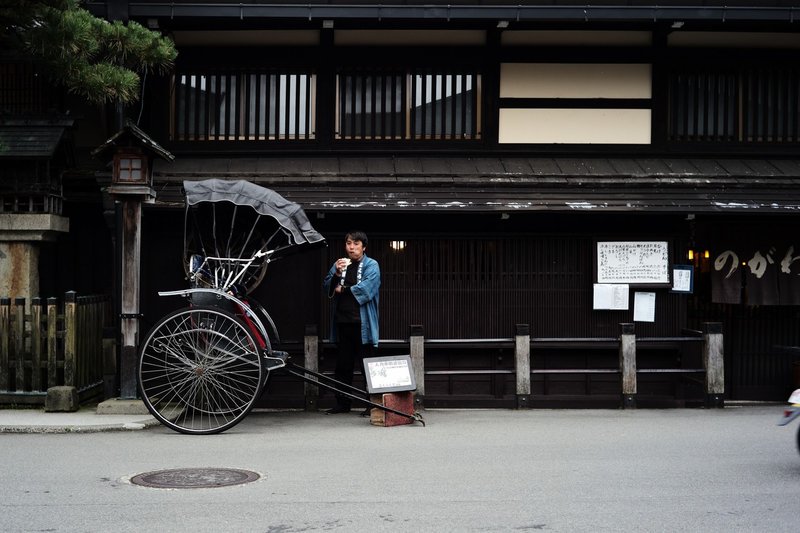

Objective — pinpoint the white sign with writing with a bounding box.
[633,291,656,322]
[593,283,630,310]
[363,355,417,393]
[671,265,693,293]
[597,241,670,284]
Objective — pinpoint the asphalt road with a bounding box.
[1,406,798,532]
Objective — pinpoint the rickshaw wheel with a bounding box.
[138,306,266,434]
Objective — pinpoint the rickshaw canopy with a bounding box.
[183,179,325,247]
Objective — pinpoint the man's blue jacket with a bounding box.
[323,254,381,346]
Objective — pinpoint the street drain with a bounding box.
[130,468,260,489]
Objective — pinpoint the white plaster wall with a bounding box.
[668,32,800,49]
[500,63,652,99]
[498,108,651,144]
[502,30,652,47]
[334,30,486,46]
[173,30,320,46]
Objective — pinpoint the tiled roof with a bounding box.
[151,156,800,213]
[0,119,73,159]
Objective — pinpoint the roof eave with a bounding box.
[85,3,800,24]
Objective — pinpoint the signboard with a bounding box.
[363,355,417,394]
[670,265,694,294]
[596,240,670,286]
[633,291,656,322]
[363,356,416,394]
[592,283,629,310]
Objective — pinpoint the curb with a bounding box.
[0,417,161,434]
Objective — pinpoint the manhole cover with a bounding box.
[130,468,260,489]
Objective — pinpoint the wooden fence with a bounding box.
[0,292,110,405]
[298,322,724,410]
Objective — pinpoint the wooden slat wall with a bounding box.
[172,69,315,141]
[321,235,686,341]
[668,65,800,144]
[691,303,800,400]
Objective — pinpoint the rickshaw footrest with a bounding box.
[264,350,289,369]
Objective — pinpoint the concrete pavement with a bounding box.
[2,405,798,533]
[0,399,159,433]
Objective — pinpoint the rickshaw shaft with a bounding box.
[282,362,423,425]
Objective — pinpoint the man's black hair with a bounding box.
[345,230,368,247]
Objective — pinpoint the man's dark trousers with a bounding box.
[334,322,374,409]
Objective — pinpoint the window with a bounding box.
[741,67,800,143]
[337,70,405,139]
[336,68,481,140]
[668,66,800,144]
[171,69,316,141]
[114,153,147,184]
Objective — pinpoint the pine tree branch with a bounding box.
[1,0,177,105]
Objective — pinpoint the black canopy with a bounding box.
[183,179,325,247]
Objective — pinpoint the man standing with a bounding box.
[322,231,381,414]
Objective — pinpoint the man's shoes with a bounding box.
[360,408,371,417]
[325,406,351,414]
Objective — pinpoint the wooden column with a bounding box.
[703,322,724,408]
[619,323,637,408]
[304,324,319,411]
[64,291,77,387]
[0,298,9,390]
[515,323,531,408]
[409,324,424,409]
[31,297,42,392]
[46,297,57,387]
[119,200,142,398]
[14,298,24,391]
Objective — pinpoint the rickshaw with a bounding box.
[137,179,423,434]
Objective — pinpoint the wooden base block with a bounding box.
[369,392,414,427]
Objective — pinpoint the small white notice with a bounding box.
[593,284,630,310]
[671,265,693,293]
[363,355,417,394]
[633,292,656,322]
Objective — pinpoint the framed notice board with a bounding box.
[595,240,671,287]
[363,355,417,394]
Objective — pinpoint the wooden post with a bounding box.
[619,323,636,408]
[304,324,319,411]
[14,298,25,391]
[31,297,42,392]
[88,297,101,388]
[47,297,57,387]
[409,324,424,409]
[120,199,143,398]
[0,297,9,391]
[515,323,531,408]
[703,322,724,408]
[76,296,84,388]
[64,291,77,387]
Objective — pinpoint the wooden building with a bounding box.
[6,1,800,406]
